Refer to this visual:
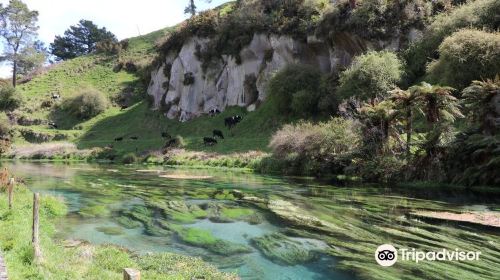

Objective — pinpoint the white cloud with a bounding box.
[0,0,230,78]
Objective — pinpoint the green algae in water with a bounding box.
[115,216,142,229]
[95,226,125,236]
[174,226,253,256]
[79,205,111,218]
[221,208,254,219]
[251,233,318,266]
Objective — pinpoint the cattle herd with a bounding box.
[203,115,243,146]
[109,114,244,151]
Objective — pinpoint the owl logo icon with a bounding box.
[375,244,397,266]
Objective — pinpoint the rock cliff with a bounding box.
[148,31,420,121]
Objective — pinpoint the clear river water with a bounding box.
[2,161,499,280]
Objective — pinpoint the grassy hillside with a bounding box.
[76,99,286,155]
[10,25,284,156]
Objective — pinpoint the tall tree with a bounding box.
[185,0,212,17]
[0,0,39,87]
[358,100,398,155]
[17,40,47,78]
[409,82,463,161]
[50,20,117,61]
[461,76,500,135]
[390,88,418,159]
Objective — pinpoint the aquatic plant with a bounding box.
[251,233,318,266]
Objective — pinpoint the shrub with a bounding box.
[404,0,500,80]
[0,85,23,111]
[269,118,362,175]
[290,90,319,117]
[64,88,108,119]
[95,39,122,54]
[426,29,500,89]
[0,112,11,136]
[122,153,138,164]
[155,1,328,70]
[445,132,500,186]
[337,51,404,100]
[347,154,406,183]
[317,0,432,41]
[183,72,195,86]
[267,64,322,115]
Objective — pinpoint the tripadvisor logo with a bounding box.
[375,244,397,266]
[375,244,481,267]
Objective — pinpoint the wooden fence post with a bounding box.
[123,268,140,280]
[32,193,42,264]
[7,178,14,209]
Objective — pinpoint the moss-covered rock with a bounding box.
[160,201,208,223]
[96,226,125,236]
[213,189,236,200]
[251,233,318,265]
[79,205,111,218]
[174,227,252,256]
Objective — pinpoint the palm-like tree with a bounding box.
[462,75,500,135]
[410,82,463,124]
[358,100,398,155]
[389,88,418,159]
[409,82,463,156]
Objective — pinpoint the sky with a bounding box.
[0,0,230,78]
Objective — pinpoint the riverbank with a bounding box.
[0,182,236,279]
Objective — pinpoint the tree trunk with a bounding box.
[12,60,17,88]
[406,108,412,159]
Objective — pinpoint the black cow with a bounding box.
[161,132,172,139]
[213,130,224,139]
[48,122,58,129]
[203,137,217,146]
[120,105,129,111]
[51,93,61,100]
[114,137,124,142]
[224,115,243,129]
[130,136,139,140]
[208,108,221,117]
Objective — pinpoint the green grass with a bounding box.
[76,97,284,155]
[0,184,236,279]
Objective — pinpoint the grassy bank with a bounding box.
[0,184,236,279]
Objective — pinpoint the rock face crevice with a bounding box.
[148,31,418,121]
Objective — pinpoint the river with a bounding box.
[2,161,499,280]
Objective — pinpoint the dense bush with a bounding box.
[337,51,404,100]
[404,0,500,81]
[0,112,11,136]
[122,153,138,164]
[269,118,361,175]
[427,29,500,89]
[446,132,500,186]
[64,88,108,120]
[267,64,322,116]
[0,85,23,111]
[156,0,329,69]
[317,0,432,41]
[347,154,406,183]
